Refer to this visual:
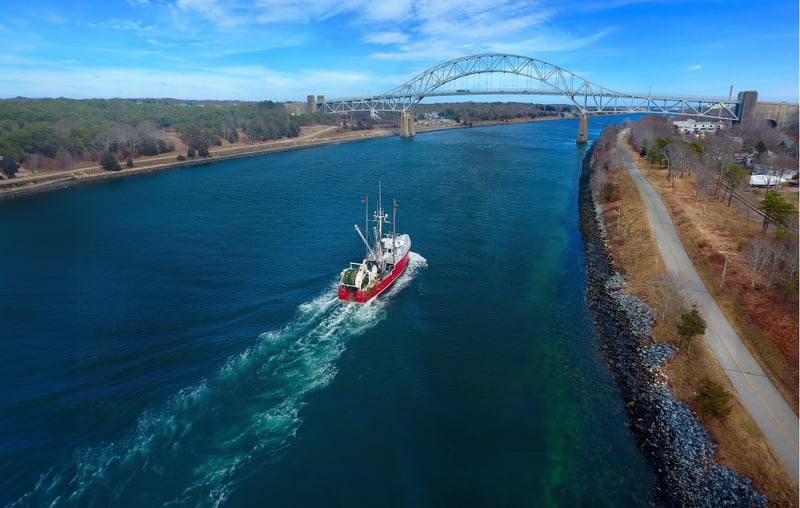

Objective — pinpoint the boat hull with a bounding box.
[338,250,410,303]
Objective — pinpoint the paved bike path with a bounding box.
[618,132,799,483]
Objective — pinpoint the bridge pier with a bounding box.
[735,90,758,127]
[399,111,415,138]
[576,114,588,144]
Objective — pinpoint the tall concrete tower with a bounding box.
[735,91,758,127]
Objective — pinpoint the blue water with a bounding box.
[0,117,653,506]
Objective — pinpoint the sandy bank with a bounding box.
[0,128,396,203]
[0,115,567,203]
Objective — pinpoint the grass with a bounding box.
[595,143,798,505]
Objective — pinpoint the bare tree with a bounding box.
[784,233,799,281]
[116,125,138,157]
[24,152,40,173]
[220,117,238,143]
[782,235,799,299]
[721,163,747,207]
[609,146,629,170]
[702,131,739,197]
[137,121,164,155]
[56,147,72,169]
[664,140,693,187]
[768,229,800,292]
[755,150,797,187]
[744,236,773,289]
[649,272,687,322]
[93,130,116,153]
[590,163,610,198]
[628,115,673,153]
[733,120,778,153]
[694,153,715,209]
[765,238,788,290]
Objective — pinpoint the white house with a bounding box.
[673,118,725,134]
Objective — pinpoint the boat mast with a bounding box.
[376,181,383,248]
[392,198,397,265]
[363,195,369,258]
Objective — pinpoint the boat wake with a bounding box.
[10,253,426,508]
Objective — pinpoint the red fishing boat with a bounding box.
[338,185,411,303]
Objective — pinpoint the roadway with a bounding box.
[617,130,799,484]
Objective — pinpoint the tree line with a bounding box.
[590,114,799,422]
[0,98,338,176]
[414,101,577,123]
[592,114,798,297]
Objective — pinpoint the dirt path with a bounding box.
[617,130,799,483]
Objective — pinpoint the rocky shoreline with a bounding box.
[578,146,767,506]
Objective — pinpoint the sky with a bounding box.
[1,0,798,103]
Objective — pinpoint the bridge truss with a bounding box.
[319,54,740,121]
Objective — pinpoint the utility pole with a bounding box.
[719,252,730,292]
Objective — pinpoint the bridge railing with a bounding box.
[320,92,740,121]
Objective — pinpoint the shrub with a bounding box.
[100,151,121,171]
[1,155,19,177]
[602,182,615,202]
[676,304,706,347]
[695,376,732,420]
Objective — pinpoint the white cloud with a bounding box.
[687,64,702,71]
[360,1,573,63]
[368,24,609,65]
[174,0,365,28]
[88,19,156,32]
[252,0,345,23]
[364,0,413,21]
[176,0,240,28]
[363,31,409,45]
[156,0,601,81]
[0,63,377,101]
[146,39,172,48]
[43,11,71,25]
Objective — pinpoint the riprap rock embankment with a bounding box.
[578,147,766,507]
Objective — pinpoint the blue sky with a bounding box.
[2,0,797,102]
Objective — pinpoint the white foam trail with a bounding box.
[12,256,427,507]
[9,259,426,507]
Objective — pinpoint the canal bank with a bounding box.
[578,145,767,506]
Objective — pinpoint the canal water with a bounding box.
[0,116,654,506]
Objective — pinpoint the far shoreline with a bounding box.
[0,115,569,204]
[0,128,396,203]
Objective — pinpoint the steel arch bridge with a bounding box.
[317,53,744,140]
